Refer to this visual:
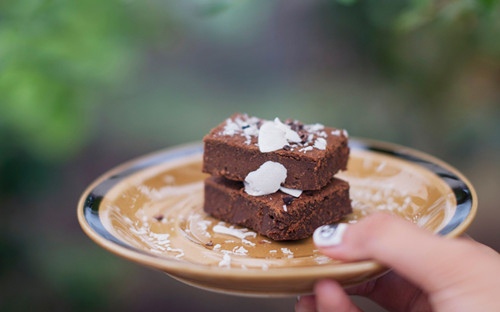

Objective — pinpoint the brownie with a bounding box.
[203,176,352,241]
[202,113,349,191]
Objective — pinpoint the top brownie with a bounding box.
[202,113,349,191]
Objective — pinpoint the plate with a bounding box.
[77,138,477,297]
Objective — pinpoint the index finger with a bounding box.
[314,213,479,294]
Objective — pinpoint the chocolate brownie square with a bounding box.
[202,113,349,191]
[203,176,352,241]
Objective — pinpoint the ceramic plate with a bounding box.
[77,138,477,297]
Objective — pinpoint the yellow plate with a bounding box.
[77,138,477,297]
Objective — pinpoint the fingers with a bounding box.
[313,213,470,295]
[295,280,362,312]
[346,270,430,312]
[317,213,455,293]
[295,294,316,312]
[315,279,362,312]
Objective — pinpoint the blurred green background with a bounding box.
[1,0,499,311]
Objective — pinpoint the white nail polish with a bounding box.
[313,223,348,247]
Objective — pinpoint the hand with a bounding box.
[295,213,500,312]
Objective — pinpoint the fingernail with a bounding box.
[313,223,348,247]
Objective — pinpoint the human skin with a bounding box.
[295,213,500,312]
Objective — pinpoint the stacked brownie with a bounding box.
[202,113,352,241]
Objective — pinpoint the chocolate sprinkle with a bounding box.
[153,214,164,221]
[282,196,294,205]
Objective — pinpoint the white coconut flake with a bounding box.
[376,162,387,172]
[233,246,248,255]
[221,115,261,145]
[299,146,313,153]
[314,255,332,265]
[242,239,256,247]
[243,124,259,137]
[222,119,240,136]
[244,161,287,196]
[331,129,341,136]
[314,138,327,150]
[304,123,324,133]
[258,118,301,152]
[281,248,294,258]
[283,205,288,212]
[213,224,257,240]
[274,118,301,143]
[258,121,288,152]
[218,253,231,267]
[317,130,327,138]
[280,186,302,197]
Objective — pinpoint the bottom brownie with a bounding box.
[203,176,352,241]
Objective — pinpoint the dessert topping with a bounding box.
[280,187,302,197]
[282,196,294,206]
[258,118,301,152]
[244,161,287,196]
[221,114,346,153]
[313,138,327,150]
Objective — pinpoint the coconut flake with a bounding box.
[258,118,301,152]
[218,253,231,267]
[244,161,287,196]
[331,129,341,136]
[281,248,294,258]
[213,224,257,239]
[222,119,239,136]
[314,138,327,150]
[299,146,313,153]
[279,186,303,197]
[273,118,301,143]
[304,123,324,132]
[233,246,248,255]
[258,121,287,152]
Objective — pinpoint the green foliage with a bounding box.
[396,0,500,31]
[336,0,359,5]
[0,0,169,161]
[332,0,500,33]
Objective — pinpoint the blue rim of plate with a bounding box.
[80,138,477,259]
